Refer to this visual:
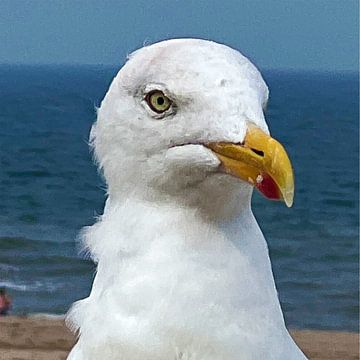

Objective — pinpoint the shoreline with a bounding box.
[0,316,359,360]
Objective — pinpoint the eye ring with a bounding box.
[145,90,172,114]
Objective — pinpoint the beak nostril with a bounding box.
[251,148,264,157]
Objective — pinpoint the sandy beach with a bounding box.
[0,316,358,360]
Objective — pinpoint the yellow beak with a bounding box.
[206,123,294,207]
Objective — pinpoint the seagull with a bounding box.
[67,38,307,360]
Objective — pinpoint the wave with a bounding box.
[31,313,66,319]
[0,279,64,293]
[0,280,30,291]
[0,263,20,271]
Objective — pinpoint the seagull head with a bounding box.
[92,39,294,211]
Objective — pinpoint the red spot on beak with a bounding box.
[256,173,281,200]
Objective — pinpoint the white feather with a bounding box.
[67,39,307,359]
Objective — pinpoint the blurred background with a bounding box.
[0,0,358,332]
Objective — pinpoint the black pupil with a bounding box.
[157,96,165,106]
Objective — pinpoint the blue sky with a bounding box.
[0,0,358,71]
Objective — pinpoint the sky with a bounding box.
[0,0,358,71]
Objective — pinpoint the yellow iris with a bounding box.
[146,90,172,113]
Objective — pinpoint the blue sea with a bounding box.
[0,65,358,331]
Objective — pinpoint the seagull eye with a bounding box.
[145,90,172,114]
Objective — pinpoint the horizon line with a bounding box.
[0,62,358,75]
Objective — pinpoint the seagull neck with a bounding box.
[103,192,261,257]
[106,178,254,226]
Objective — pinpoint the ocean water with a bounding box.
[0,65,358,331]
